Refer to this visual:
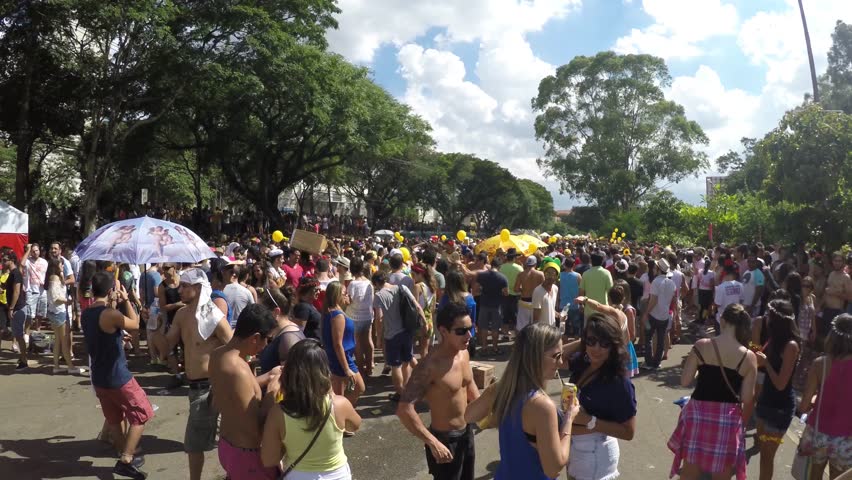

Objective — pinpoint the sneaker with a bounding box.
[113,459,147,479]
[69,366,87,375]
[52,366,68,374]
[15,361,28,372]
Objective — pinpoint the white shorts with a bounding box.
[286,463,351,480]
[568,433,620,480]
[516,301,533,332]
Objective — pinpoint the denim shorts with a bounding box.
[353,321,372,334]
[755,403,794,435]
[10,309,27,337]
[47,310,67,328]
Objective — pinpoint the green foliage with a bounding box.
[819,20,852,113]
[532,51,708,212]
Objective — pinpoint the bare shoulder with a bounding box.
[399,356,435,404]
[525,391,555,415]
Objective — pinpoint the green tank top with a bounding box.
[282,395,347,472]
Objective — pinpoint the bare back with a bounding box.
[210,347,264,449]
[519,269,545,298]
[825,271,852,309]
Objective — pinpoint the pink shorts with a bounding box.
[94,378,154,426]
[218,437,278,480]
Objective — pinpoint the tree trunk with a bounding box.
[14,54,34,211]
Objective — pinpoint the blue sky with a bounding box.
[327,0,851,209]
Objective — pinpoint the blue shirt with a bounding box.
[569,354,637,424]
[82,306,133,389]
[496,390,553,480]
[141,270,162,308]
[559,271,581,311]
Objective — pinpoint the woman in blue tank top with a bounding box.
[465,323,580,479]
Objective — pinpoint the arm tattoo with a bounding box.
[400,362,432,404]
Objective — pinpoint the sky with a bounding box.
[325,0,852,210]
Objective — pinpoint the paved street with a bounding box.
[0,329,806,480]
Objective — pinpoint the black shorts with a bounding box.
[425,424,475,480]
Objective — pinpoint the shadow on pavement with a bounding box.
[474,460,499,480]
[0,434,183,479]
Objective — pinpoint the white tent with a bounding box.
[0,201,28,257]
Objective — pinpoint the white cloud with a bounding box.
[327,0,580,63]
[614,0,739,59]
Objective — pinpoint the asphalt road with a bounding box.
[0,328,807,480]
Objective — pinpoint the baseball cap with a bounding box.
[525,256,538,267]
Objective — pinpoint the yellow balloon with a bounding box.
[457,230,466,241]
[399,236,405,242]
[621,232,626,237]
[500,229,510,242]
[614,228,619,232]
[441,235,447,242]
[548,236,557,244]
[400,247,411,263]
[272,230,284,243]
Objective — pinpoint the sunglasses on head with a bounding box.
[585,336,612,349]
[451,326,474,336]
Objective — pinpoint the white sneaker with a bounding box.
[69,367,87,375]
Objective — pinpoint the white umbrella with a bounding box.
[540,232,550,238]
[373,229,394,237]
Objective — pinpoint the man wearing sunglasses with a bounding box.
[397,302,480,480]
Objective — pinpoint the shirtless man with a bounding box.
[167,268,233,480]
[821,252,852,343]
[514,256,544,332]
[210,304,282,480]
[397,302,480,480]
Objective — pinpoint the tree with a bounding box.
[0,1,85,210]
[819,20,852,113]
[532,51,708,213]
[337,85,435,227]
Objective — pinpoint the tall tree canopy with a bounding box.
[532,51,708,213]
[819,20,852,113]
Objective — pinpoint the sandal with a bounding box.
[388,393,401,402]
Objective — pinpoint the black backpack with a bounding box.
[397,285,424,334]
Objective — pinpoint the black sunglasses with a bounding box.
[451,326,474,336]
[585,336,612,349]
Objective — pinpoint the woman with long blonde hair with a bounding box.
[465,323,579,479]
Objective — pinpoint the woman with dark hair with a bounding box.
[249,260,270,296]
[258,287,305,375]
[696,258,716,326]
[609,282,640,377]
[754,299,800,480]
[322,281,364,407]
[797,313,852,479]
[76,260,99,313]
[793,276,818,392]
[412,262,436,358]
[261,339,361,479]
[293,279,322,341]
[562,312,637,479]
[345,257,374,376]
[670,303,757,480]
[439,270,477,354]
[46,258,77,373]
[464,323,580,479]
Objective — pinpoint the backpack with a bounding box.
[396,285,424,334]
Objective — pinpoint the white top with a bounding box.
[346,279,374,324]
[223,282,255,326]
[698,270,716,290]
[46,277,66,314]
[648,276,677,320]
[532,284,559,327]
[714,280,744,320]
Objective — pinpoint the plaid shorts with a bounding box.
[668,399,747,480]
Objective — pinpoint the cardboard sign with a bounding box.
[290,229,327,254]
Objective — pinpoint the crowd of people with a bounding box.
[1,233,851,480]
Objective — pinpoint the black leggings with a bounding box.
[697,289,713,323]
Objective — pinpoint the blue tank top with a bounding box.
[496,390,553,480]
[82,305,132,389]
[560,271,581,311]
[321,309,356,353]
[211,289,232,326]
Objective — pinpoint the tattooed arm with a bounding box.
[395,358,454,463]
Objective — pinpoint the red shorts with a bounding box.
[94,378,154,426]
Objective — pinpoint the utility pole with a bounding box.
[798,0,820,103]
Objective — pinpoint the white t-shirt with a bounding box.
[346,279,374,324]
[698,270,716,290]
[740,269,765,308]
[223,282,255,326]
[648,275,677,320]
[532,284,559,327]
[670,269,685,297]
[714,280,744,320]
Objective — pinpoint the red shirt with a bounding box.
[281,263,304,287]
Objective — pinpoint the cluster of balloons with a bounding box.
[610,228,627,244]
[394,231,405,242]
